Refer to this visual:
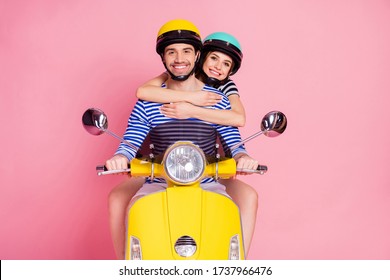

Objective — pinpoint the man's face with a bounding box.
[163,43,198,78]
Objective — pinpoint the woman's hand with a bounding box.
[188,91,222,106]
[160,102,196,119]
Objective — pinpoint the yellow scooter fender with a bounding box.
[125,158,244,260]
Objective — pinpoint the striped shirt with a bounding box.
[218,79,239,98]
[115,84,247,183]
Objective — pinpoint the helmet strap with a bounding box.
[198,70,229,88]
[165,66,195,81]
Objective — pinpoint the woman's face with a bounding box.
[202,51,233,81]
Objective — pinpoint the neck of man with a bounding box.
[165,74,204,92]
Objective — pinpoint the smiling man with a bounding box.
[106,19,249,171]
[163,43,198,80]
[155,19,202,82]
[105,19,256,259]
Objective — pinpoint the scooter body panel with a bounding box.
[125,185,244,260]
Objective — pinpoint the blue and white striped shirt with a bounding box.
[115,84,247,182]
[219,79,239,98]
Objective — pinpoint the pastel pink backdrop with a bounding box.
[1,0,389,259]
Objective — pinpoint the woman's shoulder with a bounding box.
[218,79,239,97]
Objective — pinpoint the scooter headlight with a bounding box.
[163,142,206,185]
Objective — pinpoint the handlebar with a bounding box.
[236,165,268,175]
[96,165,130,176]
[96,164,268,176]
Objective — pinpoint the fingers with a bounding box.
[160,104,178,118]
[194,92,222,106]
[106,155,129,171]
[236,155,259,175]
[206,92,222,105]
[237,159,259,170]
[160,103,191,119]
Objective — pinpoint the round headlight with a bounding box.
[163,142,206,185]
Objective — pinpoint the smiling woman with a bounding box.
[202,51,233,81]
[133,30,261,257]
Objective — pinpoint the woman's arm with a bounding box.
[226,94,246,126]
[160,94,246,127]
[136,73,221,106]
[137,75,246,126]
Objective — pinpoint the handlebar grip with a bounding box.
[236,164,268,175]
[257,165,268,173]
[95,165,130,176]
[96,165,107,172]
[96,163,131,172]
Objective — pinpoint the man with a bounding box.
[106,19,257,175]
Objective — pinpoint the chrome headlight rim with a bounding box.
[163,141,206,185]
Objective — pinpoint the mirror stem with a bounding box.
[103,129,138,150]
[230,130,265,151]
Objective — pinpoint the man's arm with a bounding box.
[105,101,150,170]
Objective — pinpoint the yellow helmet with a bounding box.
[156,19,202,55]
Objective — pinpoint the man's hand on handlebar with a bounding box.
[234,153,259,175]
[105,154,129,175]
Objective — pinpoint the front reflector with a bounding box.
[175,235,197,257]
[130,236,142,260]
[229,235,240,260]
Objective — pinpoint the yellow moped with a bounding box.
[82,109,287,260]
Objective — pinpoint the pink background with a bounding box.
[1,0,389,260]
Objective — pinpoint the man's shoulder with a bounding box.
[133,99,162,113]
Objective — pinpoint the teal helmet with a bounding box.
[202,32,243,76]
